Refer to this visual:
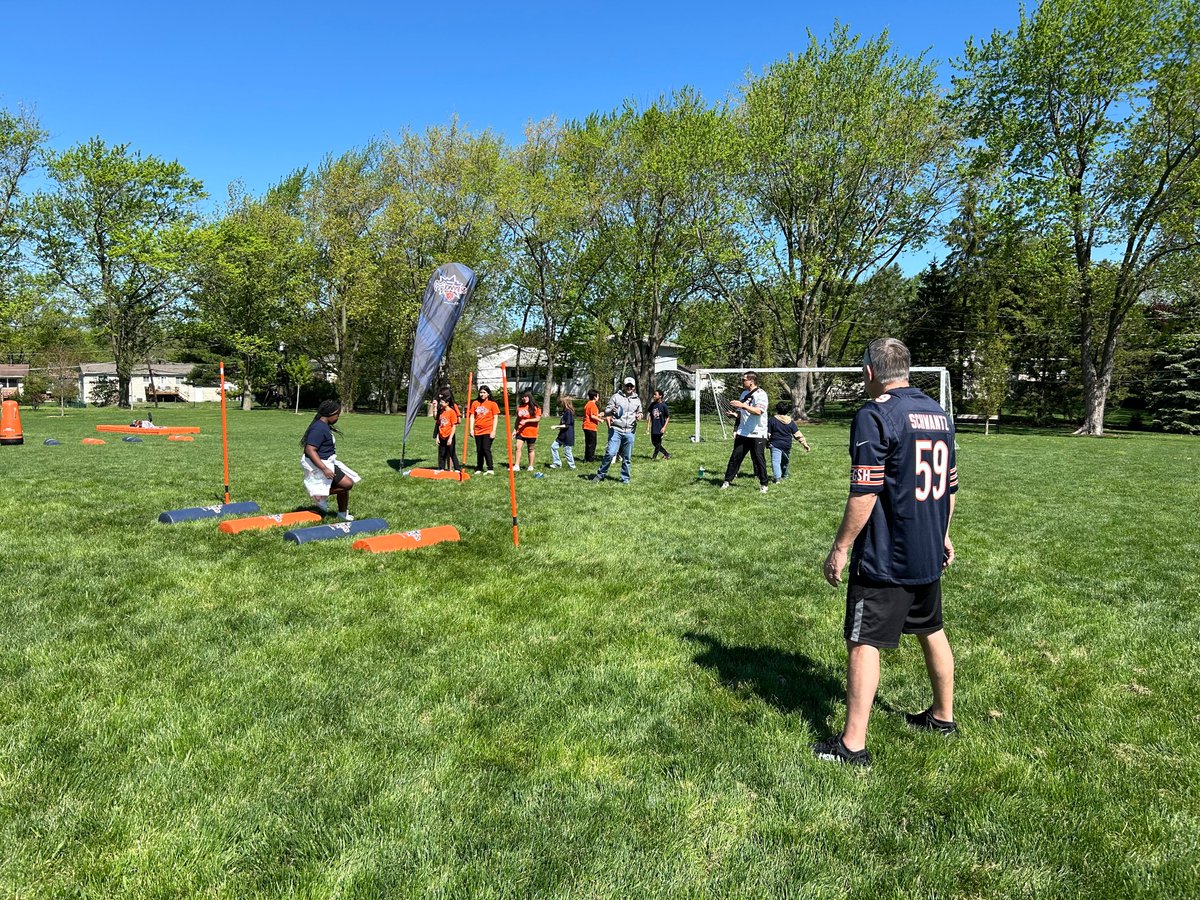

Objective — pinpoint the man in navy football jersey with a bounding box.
[816,338,959,767]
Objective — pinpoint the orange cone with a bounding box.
[0,399,22,445]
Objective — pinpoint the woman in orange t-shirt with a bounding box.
[513,390,542,471]
[582,389,601,462]
[436,396,461,472]
[467,385,500,475]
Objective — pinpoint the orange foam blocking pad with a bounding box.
[168,435,194,442]
[406,468,470,481]
[96,425,202,435]
[353,525,461,553]
[82,438,106,445]
[218,511,322,534]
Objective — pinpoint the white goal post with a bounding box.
[691,367,953,442]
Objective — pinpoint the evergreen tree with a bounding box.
[1149,335,1200,433]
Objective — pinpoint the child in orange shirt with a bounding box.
[513,390,542,471]
[468,385,500,475]
[436,396,460,472]
[582,390,601,462]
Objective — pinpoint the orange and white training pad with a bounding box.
[218,511,322,534]
[353,525,460,553]
[96,425,201,435]
[405,468,470,481]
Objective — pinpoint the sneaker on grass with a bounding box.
[337,511,355,522]
[760,485,769,493]
[905,708,958,735]
[812,735,871,767]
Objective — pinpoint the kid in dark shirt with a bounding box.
[646,389,671,460]
[549,396,576,470]
[767,400,810,483]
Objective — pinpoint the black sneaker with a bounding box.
[905,708,958,735]
[812,735,871,767]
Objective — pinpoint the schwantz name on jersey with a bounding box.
[907,413,950,431]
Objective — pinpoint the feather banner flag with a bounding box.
[403,263,478,444]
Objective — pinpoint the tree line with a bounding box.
[2,1,1198,434]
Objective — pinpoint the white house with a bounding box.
[78,362,223,405]
[0,364,29,399]
[475,345,589,397]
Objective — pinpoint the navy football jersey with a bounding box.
[849,386,957,585]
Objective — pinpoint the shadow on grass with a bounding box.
[684,632,842,731]
[386,457,428,471]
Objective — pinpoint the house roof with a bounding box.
[79,362,195,377]
[0,364,30,377]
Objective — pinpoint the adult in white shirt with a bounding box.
[720,371,770,493]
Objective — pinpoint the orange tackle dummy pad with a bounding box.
[218,511,322,534]
[82,438,106,445]
[353,525,461,553]
[96,425,201,435]
[405,468,470,481]
[167,435,194,442]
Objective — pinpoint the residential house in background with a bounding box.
[77,362,224,405]
[0,364,29,399]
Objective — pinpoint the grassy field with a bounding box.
[2,404,1197,898]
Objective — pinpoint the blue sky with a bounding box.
[3,1,1021,268]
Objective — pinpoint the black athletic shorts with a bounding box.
[518,436,537,446]
[843,572,943,649]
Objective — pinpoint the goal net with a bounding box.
[691,367,953,442]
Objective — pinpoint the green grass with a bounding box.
[2,406,1198,897]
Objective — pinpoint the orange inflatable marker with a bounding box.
[83,438,106,445]
[168,435,194,442]
[218,511,321,534]
[0,400,23,445]
[406,467,470,481]
[353,525,460,553]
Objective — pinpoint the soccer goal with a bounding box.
[691,367,953,442]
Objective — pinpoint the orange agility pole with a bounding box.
[218,511,322,534]
[460,370,473,482]
[499,362,519,548]
[219,360,231,504]
[353,525,461,553]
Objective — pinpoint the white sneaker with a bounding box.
[719,482,730,490]
[486,470,495,475]
[760,485,769,494]
[526,466,535,472]
[337,511,355,521]
[549,463,561,469]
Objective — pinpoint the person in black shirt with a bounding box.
[645,389,671,460]
[300,400,359,520]
[816,338,959,767]
[766,401,810,483]
[549,396,577,469]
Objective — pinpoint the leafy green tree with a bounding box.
[498,117,609,411]
[192,173,313,410]
[1148,334,1200,433]
[303,146,388,410]
[24,139,204,408]
[375,121,503,412]
[588,89,734,393]
[0,106,44,300]
[731,25,960,416]
[956,0,1200,434]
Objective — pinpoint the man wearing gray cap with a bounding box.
[593,376,644,484]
